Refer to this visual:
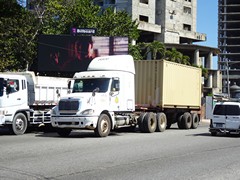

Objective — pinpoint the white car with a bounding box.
[209,101,240,136]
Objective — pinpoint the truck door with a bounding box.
[109,78,121,111]
[225,105,240,130]
[5,79,27,108]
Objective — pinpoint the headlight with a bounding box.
[81,109,94,115]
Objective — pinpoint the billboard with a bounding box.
[37,35,129,72]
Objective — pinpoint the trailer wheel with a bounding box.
[156,113,167,132]
[191,113,199,129]
[138,113,147,132]
[211,131,217,136]
[142,112,157,133]
[56,128,72,137]
[182,112,192,129]
[177,114,184,129]
[94,113,111,137]
[10,113,28,135]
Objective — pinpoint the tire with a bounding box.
[156,112,167,132]
[211,131,217,136]
[177,114,184,129]
[142,112,157,133]
[182,112,192,129]
[138,112,147,132]
[191,113,199,129]
[56,128,72,137]
[94,114,111,137]
[10,113,28,135]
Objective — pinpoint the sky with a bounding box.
[196,0,218,69]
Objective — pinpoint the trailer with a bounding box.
[51,55,202,137]
[0,71,69,135]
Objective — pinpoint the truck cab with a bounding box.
[0,74,29,134]
[51,55,136,137]
[209,101,240,136]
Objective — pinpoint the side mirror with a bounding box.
[68,81,71,89]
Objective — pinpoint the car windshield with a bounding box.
[213,104,240,116]
[73,78,110,93]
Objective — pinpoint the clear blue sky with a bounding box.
[196,0,218,69]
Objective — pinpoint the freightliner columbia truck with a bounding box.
[51,55,202,137]
[0,72,68,135]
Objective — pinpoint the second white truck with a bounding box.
[51,55,202,137]
[0,71,69,135]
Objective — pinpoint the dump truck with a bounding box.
[0,71,68,135]
[51,55,202,137]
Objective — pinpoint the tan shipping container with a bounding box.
[134,60,202,110]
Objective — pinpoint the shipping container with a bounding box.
[135,60,201,110]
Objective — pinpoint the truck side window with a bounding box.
[111,78,120,91]
[6,79,19,94]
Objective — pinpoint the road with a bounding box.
[1,120,240,180]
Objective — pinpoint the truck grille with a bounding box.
[59,100,80,111]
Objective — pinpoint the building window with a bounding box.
[139,15,149,22]
[185,0,191,2]
[140,0,148,4]
[106,0,115,4]
[183,24,191,31]
[95,0,103,6]
[183,6,191,14]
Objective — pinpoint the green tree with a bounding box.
[0,0,38,71]
[129,44,143,60]
[41,0,139,41]
[165,48,183,63]
[96,7,139,41]
[182,55,191,65]
[42,0,101,34]
[143,41,165,60]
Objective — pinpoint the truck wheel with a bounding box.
[182,112,192,129]
[177,114,184,129]
[56,128,72,137]
[211,131,217,136]
[142,112,157,133]
[10,113,28,135]
[156,113,167,132]
[94,114,111,137]
[138,112,147,132]
[191,113,199,129]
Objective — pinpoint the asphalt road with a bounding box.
[1,120,240,180]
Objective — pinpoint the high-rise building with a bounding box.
[218,0,240,96]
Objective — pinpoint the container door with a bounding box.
[225,105,240,130]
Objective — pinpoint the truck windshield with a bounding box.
[73,78,110,93]
[213,104,240,116]
[0,78,4,97]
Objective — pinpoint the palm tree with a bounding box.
[182,55,191,65]
[144,41,166,60]
[165,48,182,63]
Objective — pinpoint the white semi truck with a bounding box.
[0,71,68,135]
[51,55,202,137]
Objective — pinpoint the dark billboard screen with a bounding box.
[37,35,129,73]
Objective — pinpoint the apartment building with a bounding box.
[218,0,240,97]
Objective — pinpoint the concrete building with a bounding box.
[218,0,240,98]
[95,0,221,96]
